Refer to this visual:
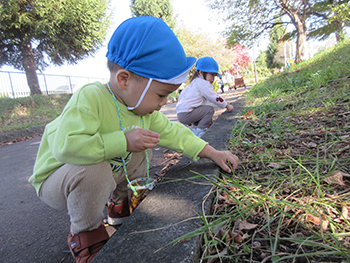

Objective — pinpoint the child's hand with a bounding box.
[211,150,239,173]
[226,104,234,112]
[124,129,160,152]
[198,145,239,173]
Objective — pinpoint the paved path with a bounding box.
[0,87,247,263]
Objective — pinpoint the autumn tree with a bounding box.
[226,44,251,75]
[130,0,176,30]
[207,0,312,64]
[0,0,111,95]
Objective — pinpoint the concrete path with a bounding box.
[0,87,247,263]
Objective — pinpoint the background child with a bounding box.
[29,17,239,263]
[219,75,225,93]
[176,57,234,137]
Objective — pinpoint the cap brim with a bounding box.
[155,57,197,84]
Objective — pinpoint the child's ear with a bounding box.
[115,70,131,90]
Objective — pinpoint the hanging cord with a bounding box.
[106,82,150,195]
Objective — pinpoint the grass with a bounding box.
[173,38,350,262]
[0,90,180,135]
[0,94,72,133]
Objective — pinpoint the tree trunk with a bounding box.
[334,20,345,42]
[295,22,307,64]
[279,0,308,64]
[20,39,42,95]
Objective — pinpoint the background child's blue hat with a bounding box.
[107,17,196,84]
[196,57,219,74]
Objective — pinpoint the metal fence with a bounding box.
[0,71,109,98]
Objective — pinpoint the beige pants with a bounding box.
[39,151,151,234]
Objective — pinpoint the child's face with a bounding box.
[205,73,217,84]
[200,71,217,84]
[128,79,180,116]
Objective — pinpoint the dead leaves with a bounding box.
[244,109,254,119]
[238,109,258,120]
[324,171,350,186]
[217,228,244,244]
[211,102,350,261]
[154,150,182,178]
[206,171,350,263]
[0,133,42,146]
[305,213,329,230]
[238,220,258,231]
[267,162,283,169]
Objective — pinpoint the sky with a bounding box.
[1,0,268,78]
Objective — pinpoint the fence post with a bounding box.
[43,73,49,95]
[68,76,73,93]
[8,72,15,98]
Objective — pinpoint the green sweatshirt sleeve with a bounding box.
[49,104,127,164]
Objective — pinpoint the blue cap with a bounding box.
[196,57,219,74]
[107,17,196,84]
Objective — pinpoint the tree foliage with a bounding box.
[207,0,349,64]
[256,51,268,68]
[266,20,286,68]
[174,23,243,75]
[309,0,350,42]
[227,44,251,75]
[0,0,111,95]
[207,0,311,63]
[130,0,175,30]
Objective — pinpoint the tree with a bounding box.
[207,0,312,64]
[130,0,176,30]
[174,23,238,76]
[0,0,111,95]
[309,0,350,42]
[266,20,286,68]
[256,51,268,68]
[226,44,251,75]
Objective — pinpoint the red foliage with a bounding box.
[227,44,251,75]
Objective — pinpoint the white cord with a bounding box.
[127,78,153,110]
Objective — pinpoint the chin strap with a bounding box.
[127,78,153,110]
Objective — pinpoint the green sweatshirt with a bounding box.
[29,82,207,196]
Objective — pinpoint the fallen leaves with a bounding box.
[324,171,350,186]
[0,133,42,146]
[238,220,258,231]
[305,213,329,230]
[205,101,350,261]
[154,150,182,178]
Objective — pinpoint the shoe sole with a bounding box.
[107,216,127,226]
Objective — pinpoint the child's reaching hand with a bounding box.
[125,129,160,152]
[226,104,234,112]
[198,145,239,173]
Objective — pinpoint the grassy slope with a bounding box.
[198,39,350,262]
[0,94,72,134]
[0,91,180,134]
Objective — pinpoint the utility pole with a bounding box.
[252,44,258,83]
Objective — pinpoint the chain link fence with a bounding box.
[0,71,108,98]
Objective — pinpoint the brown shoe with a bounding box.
[68,224,109,263]
[106,197,130,225]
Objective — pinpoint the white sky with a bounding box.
[1,0,264,78]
